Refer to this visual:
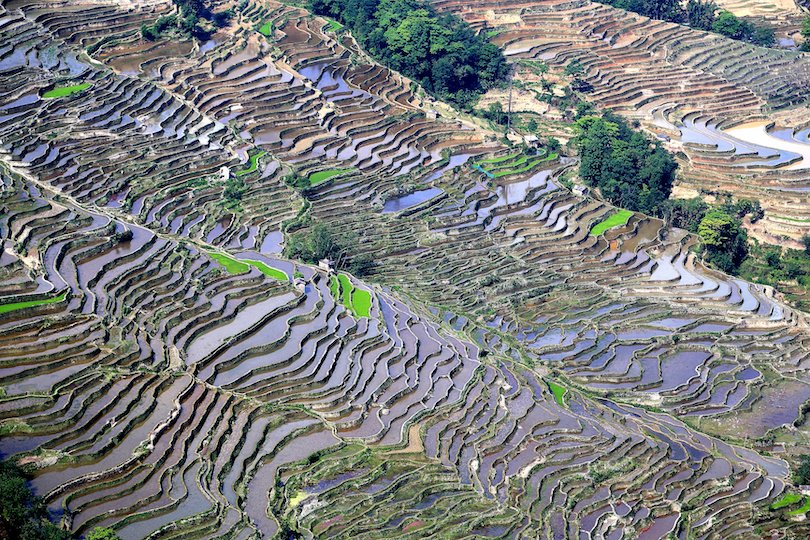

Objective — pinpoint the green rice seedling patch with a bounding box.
[259,22,273,36]
[590,210,633,236]
[0,291,67,315]
[787,498,810,515]
[329,275,340,299]
[207,252,249,274]
[242,260,288,281]
[338,274,354,310]
[477,153,520,165]
[309,168,354,186]
[325,19,344,32]
[43,83,91,98]
[771,493,802,510]
[236,151,267,177]
[351,288,372,318]
[331,273,371,318]
[546,380,566,406]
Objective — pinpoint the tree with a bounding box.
[85,527,121,540]
[310,0,508,108]
[750,25,775,46]
[661,197,707,232]
[802,17,810,51]
[0,461,69,540]
[573,112,677,216]
[712,11,747,39]
[795,455,810,485]
[686,0,716,31]
[141,24,158,41]
[526,118,538,133]
[698,210,748,272]
[802,234,810,255]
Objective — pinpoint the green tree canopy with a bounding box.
[309,0,508,108]
[0,461,69,540]
[572,112,677,216]
[697,210,748,272]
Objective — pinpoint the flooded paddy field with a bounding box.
[0,0,809,538]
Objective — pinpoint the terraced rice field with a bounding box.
[432,0,810,244]
[1,0,810,539]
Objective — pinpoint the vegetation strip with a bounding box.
[207,251,286,280]
[43,83,91,98]
[236,151,267,177]
[308,168,354,186]
[590,210,633,236]
[0,291,67,315]
[547,380,567,406]
[332,273,371,318]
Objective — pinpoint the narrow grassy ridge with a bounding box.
[331,273,372,318]
[590,210,633,236]
[43,83,91,99]
[0,291,67,315]
[308,168,354,186]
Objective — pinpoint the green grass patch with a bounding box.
[351,288,372,318]
[772,215,810,223]
[259,22,273,36]
[208,252,289,280]
[236,151,267,177]
[0,291,67,315]
[590,210,633,236]
[308,168,354,186]
[331,273,371,318]
[477,152,520,165]
[207,252,249,274]
[491,154,556,178]
[787,498,810,515]
[474,151,557,179]
[289,491,307,507]
[242,260,288,281]
[546,380,566,406]
[324,19,344,32]
[43,82,91,99]
[771,493,802,510]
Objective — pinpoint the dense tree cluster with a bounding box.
[662,196,764,273]
[697,210,748,273]
[600,0,775,46]
[141,0,232,41]
[0,461,120,540]
[711,10,774,45]
[738,239,810,311]
[572,112,677,216]
[284,223,374,276]
[308,0,509,108]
